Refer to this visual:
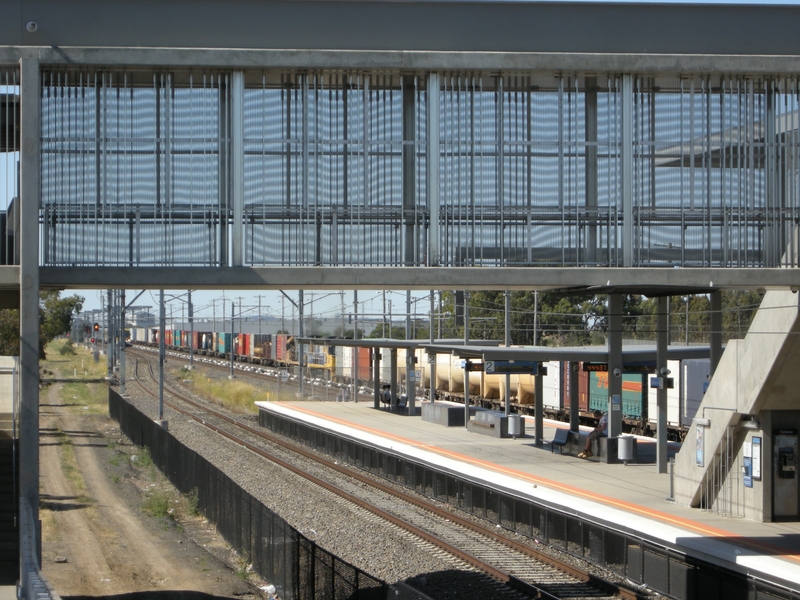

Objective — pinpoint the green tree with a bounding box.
[0,291,84,359]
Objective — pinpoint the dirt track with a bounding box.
[39,358,265,600]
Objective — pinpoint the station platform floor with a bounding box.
[259,399,800,593]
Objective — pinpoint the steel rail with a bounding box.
[129,348,643,600]
[131,355,551,599]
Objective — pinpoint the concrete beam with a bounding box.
[37,266,800,292]
[3,47,800,74]
[4,1,800,57]
[0,266,20,289]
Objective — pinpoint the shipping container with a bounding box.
[588,371,646,419]
[357,347,371,381]
[200,333,212,351]
[234,333,249,357]
[275,334,294,361]
[217,332,232,355]
[251,334,272,358]
[540,361,562,411]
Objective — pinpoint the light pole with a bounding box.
[158,289,165,425]
[188,290,194,370]
[120,290,127,395]
[229,301,235,379]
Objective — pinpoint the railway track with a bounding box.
[128,348,646,600]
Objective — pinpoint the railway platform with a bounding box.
[257,399,800,595]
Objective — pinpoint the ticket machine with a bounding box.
[774,430,798,520]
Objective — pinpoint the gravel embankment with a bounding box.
[119,358,513,600]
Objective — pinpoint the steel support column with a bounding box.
[657,295,668,473]
[710,290,722,375]
[504,290,511,416]
[534,369,543,446]
[231,71,244,266]
[621,75,633,267]
[403,76,417,266]
[390,348,398,410]
[569,362,579,432]
[585,76,598,265]
[19,56,41,562]
[120,290,126,395]
[608,294,623,438]
[427,73,440,266]
[373,349,381,409]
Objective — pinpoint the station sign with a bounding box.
[460,360,484,372]
[649,376,675,389]
[583,362,655,373]
[484,360,538,375]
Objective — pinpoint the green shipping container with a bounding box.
[588,371,646,419]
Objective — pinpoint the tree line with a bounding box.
[0,291,84,358]
[359,290,765,345]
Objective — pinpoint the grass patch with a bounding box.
[234,550,251,580]
[186,487,200,516]
[57,429,85,493]
[57,341,76,356]
[44,339,108,380]
[176,368,263,414]
[142,487,172,518]
[40,507,59,543]
[128,447,200,522]
[42,340,110,416]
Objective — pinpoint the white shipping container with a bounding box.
[541,360,562,411]
[648,358,710,430]
[681,359,711,427]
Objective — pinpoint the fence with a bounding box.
[258,407,799,600]
[108,390,387,600]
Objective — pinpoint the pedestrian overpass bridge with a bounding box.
[4,0,800,594]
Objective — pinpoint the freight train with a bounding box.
[129,328,709,440]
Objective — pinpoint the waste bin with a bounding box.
[618,435,634,464]
[508,414,522,438]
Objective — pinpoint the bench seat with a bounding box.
[549,430,638,464]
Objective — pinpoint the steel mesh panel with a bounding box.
[485,489,499,524]
[585,523,604,564]
[332,557,358,599]
[566,516,583,556]
[513,498,531,538]
[499,493,514,530]
[697,564,721,600]
[435,471,447,501]
[643,548,670,596]
[546,510,566,550]
[626,541,644,583]
[669,558,694,600]
[721,572,750,600]
[530,504,544,540]
[422,467,434,498]
[602,529,626,575]
[447,475,459,507]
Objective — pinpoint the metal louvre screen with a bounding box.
[243,71,406,267]
[0,68,19,266]
[40,70,226,266]
[40,69,800,268]
[109,390,387,600]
